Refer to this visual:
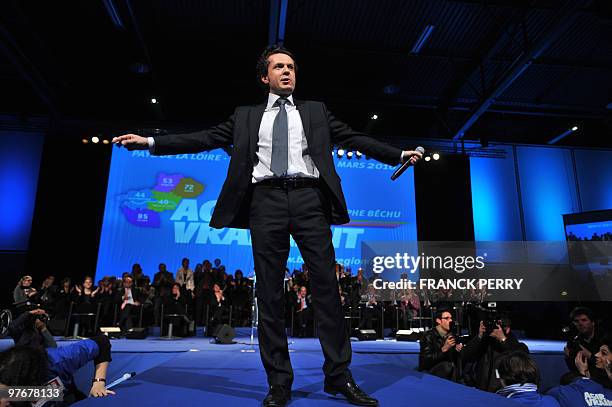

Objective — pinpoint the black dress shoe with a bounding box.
[324,379,378,406]
[263,385,291,407]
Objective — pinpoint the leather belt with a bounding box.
[256,176,319,190]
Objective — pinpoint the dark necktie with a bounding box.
[270,97,288,176]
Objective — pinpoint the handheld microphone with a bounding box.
[106,372,136,390]
[391,146,425,180]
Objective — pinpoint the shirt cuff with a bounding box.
[400,151,407,163]
[147,137,155,154]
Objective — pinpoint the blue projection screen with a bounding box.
[96,148,417,278]
[0,131,44,250]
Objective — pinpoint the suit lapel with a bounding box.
[248,103,266,161]
[295,99,313,148]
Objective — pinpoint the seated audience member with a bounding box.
[548,336,612,406]
[359,284,381,333]
[339,286,349,312]
[53,277,74,320]
[418,308,464,381]
[495,351,560,407]
[139,276,155,326]
[13,275,38,308]
[162,283,191,336]
[564,307,606,384]
[399,287,420,329]
[0,335,114,403]
[207,283,228,336]
[7,308,57,349]
[38,275,58,314]
[462,316,529,391]
[295,286,313,338]
[97,276,115,326]
[114,275,143,334]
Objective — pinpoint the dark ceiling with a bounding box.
[0,0,611,147]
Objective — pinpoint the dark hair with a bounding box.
[0,346,48,387]
[171,282,181,290]
[570,306,594,322]
[255,45,298,91]
[61,277,71,285]
[434,307,452,322]
[497,351,540,387]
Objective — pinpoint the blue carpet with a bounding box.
[0,336,567,406]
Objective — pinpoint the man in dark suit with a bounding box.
[113,45,422,407]
[114,275,144,334]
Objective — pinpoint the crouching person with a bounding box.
[0,334,114,405]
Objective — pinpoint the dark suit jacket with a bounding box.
[153,100,404,229]
[114,287,144,305]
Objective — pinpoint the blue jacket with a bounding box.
[504,391,561,407]
[547,377,612,407]
[46,339,101,387]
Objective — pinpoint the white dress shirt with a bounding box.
[251,93,319,182]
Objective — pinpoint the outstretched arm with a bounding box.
[325,104,422,166]
[112,114,235,155]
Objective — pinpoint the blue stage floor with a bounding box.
[0,334,568,406]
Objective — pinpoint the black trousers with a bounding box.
[249,183,352,388]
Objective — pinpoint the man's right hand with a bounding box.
[442,336,456,352]
[112,134,149,150]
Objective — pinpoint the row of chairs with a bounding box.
[61,300,448,340]
[61,301,251,339]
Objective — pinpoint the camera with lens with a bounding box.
[484,314,506,336]
[562,325,582,353]
[34,312,49,324]
[449,321,470,344]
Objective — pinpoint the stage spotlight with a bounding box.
[355,151,363,159]
[337,149,345,158]
[425,156,431,162]
[432,153,440,160]
[346,151,354,159]
[102,139,110,144]
[150,98,158,104]
[371,114,378,120]
[548,125,579,145]
[91,136,100,144]
[82,139,89,144]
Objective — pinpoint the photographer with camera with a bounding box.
[462,315,528,392]
[3,307,114,403]
[563,307,606,384]
[0,334,115,404]
[418,308,465,381]
[7,308,57,349]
